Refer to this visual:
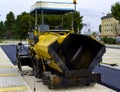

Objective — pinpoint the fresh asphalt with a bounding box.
[0,45,17,65]
[0,44,120,91]
[93,65,120,91]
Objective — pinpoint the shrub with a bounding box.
[101,36,108,43]
[0,40,3,43]
[106,38,115,44]
[101,36,115,44]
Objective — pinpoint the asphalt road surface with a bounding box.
[0,45,120,91]
[93,65,120,91]
[0,45,17,65]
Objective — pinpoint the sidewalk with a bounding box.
[106,44,120,49]
[102,44,120,70]
[0,40,27,45]
[0,47,30,92]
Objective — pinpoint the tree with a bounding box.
[16,12,35,39]
[111,2,120,22]
[92,32,97,37]
[36,11,83,33]
[0,21,4,39]
[73,11,83,33]
[1,10,83,39]
[44,15,61,29]
[63,11,83,33]
[4,11,16,39]
[63,13,73,30]
[99,25,101,33]
[111,2,120,36]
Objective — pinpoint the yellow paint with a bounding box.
[0,66,13,69]
[48,60,63,73]
[33,32,60,59]
[92,36,103,44]
[0,86,27,92]
[52,76,61,85]
[57,34,67,43]
[31,30,72,72]
[0,73,18,77]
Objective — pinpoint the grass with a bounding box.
[0,40,3,43]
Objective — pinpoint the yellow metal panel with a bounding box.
[57,35,67,44]
[38,33,60,46]
[34,32,61,58]
[48,60,63,73]
[34,45,50,58]
[32,32,71,72]
[57,30,74,43]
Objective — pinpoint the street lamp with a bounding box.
[73,0,77,11]
[72,0,77,31]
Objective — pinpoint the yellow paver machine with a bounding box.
[16,1,106,89]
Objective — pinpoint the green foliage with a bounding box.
[0,21,4,39]
[102,36,115,44]
[99,25,101,33]
[43,11,83,32]
[63,13,73,30]
[63,11,83,33]
[16,12,35,39]
[73,12,83,33]
[101,36,108,43]
[92,32,97,37]
[111,2,120,22]
[0,11,83,39]
[4,11,16,39]
[44,15,61,29]
[107,38,116,44]
[0,40,3,43]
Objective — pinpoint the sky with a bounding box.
[0,0,119,32]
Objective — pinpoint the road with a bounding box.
[93,65,120,91]
[0,44,120,91]
[0,45,17,65]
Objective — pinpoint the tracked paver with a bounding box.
[0,45,116,92]
[0,47,30,92]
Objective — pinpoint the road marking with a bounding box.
[0,66,13,69]
[0,86,27,92]
[0,73,18,77]
[0,47,30,92]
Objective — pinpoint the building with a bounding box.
[101,13,120,37]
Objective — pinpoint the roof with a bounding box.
[30,1,74,14]
[101,14,113,20]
